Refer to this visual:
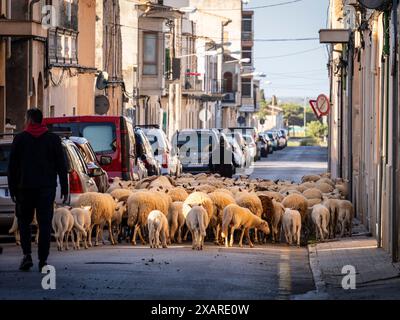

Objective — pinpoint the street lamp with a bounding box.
[176,50,219,59]
[178,6,197,14]
[241,71,266,77]
[224,58,251,64]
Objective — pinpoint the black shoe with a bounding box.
[19,255,33,271]
[38,261,48,272]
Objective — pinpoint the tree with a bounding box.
[307,120,328,139]
[281,103,303,127]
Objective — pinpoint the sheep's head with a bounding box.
[115,201,127,217]
[259,220,270,235]
[81,205,92,215]
[273,200,285,216]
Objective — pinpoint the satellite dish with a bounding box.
[358,0,392,10]
[237,116,246,125]
[95,95,110,115]
[96,71,109,90]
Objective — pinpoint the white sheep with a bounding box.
[186,205,209,251]
[311,204,330,241]
[281,209,302,247]
[126,190,171,245]
[52,207,75,251]
[77,192,118,246]
[70,206,91,250]
[337,200,354,237]
[167,202,185,244]
[147,210,169,249]
[221,204,270,248]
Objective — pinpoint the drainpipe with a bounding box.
[391,0,399,262]
[6,0,11,58]
[28,0,41,102]
[347,35,354,204]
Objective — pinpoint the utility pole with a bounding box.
[303,96,307,136]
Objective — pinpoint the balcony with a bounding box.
[222,92,237,103]
[183,77,204,94]
[0,20,48,38]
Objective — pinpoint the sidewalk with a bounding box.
[307,236,400,299]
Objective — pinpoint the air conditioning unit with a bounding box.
[358,0,392,11]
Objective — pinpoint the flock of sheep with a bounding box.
[10,173,353,251]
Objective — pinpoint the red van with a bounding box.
[44,116,147,181]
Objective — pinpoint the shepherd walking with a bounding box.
[7,108,68,272]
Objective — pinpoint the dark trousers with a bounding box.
[16,188,56,262]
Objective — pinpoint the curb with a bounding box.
[307,244,327,294]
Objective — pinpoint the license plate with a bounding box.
[0,188,10,198]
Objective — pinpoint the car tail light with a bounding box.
[69,170,84,194]
[162,152,169,169]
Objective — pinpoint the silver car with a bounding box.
[141,127,182,177]
[0,137,98,230]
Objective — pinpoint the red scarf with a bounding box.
[25,122,48,138]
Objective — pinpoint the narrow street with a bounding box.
[0,146,323,300]
[250,146,328,182]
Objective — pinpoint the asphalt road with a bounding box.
[0,146,328,300]
[250,146,328,182]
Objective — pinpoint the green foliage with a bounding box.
[281,103,318,127]
[307,121,328,139]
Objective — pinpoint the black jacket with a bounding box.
[7,131,68,197]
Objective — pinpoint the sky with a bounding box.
[244,0,330,100]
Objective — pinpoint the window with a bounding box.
[0,144,11,176]
[82,124,116,153]
[242,46,252,65]
[242,18,252,32]
[242,78,252,97]
[143,32,158,75]
[223,72,233,92]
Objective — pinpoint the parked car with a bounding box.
[134,127,161,177]
[279,128,289,142]
[224,131,251,168]
[273,130,287,149]
[257,134,269,158]
[139,125,182,177]
[0,135,99,230]
[242,134,257,163]
[69,136,110,193]
[172,129,235,177]
[260,133,274,154]
[225,133,245,169]
[266,131,278,151]
[44,116,148,181]
[228,127,258,142]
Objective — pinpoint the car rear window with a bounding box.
[48,122,117,154]
[143,129,169,152]
[0,144,11,176]
[176,132,214,152]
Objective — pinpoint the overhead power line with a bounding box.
[255,37,319,42]
[247,0,304,9]
[255,47,324,60]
